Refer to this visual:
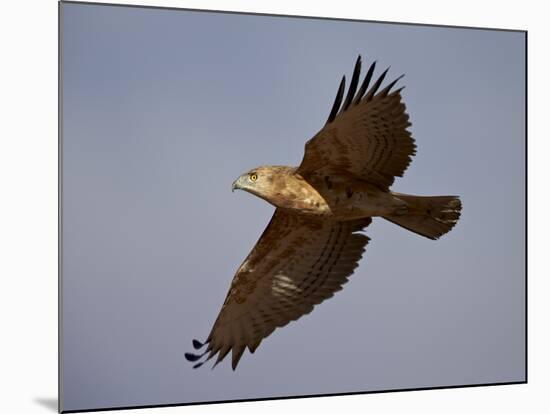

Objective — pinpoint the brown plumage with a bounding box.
[186,55,462,370]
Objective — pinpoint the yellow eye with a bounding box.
[249,173,258,182]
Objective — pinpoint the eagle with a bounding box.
[185,55,462,370]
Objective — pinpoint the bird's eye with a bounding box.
[249,173,258,182]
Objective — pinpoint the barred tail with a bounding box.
[384,193,462,240]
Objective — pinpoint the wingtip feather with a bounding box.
[326,75,346,124]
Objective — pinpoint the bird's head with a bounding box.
[231,166,295,205]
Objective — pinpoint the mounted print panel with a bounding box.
[59,1,526,412]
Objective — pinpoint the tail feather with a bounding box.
[384,193,462,240]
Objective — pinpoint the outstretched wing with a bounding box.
[186,209,371,370]
[297,55,416,189]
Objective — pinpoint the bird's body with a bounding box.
[185,55,462,370]
[233,166,407,219]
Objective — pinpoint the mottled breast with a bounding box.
[269,171,331,215]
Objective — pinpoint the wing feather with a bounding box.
[353,60,376,105]
[299,56,416,189]
[186,209,371,369]
[341,55,362,112]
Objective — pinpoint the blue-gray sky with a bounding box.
[61,3,525,412]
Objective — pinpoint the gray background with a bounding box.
[61,3,525,412]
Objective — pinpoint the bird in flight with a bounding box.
[185,55,462,370]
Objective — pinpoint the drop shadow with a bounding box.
[34,397,58,412]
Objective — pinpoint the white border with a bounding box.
[1,1,547,413]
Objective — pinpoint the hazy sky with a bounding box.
[61,2,525,411]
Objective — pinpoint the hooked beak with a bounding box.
[231,177,241,193]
